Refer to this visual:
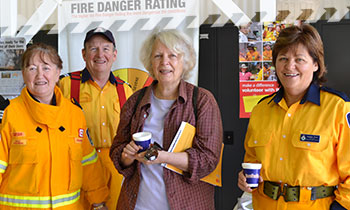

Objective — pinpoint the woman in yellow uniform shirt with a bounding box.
[238,24,350,210]
[0,43,108,210]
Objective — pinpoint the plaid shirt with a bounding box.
[110,80,223,210]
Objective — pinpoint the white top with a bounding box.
[134,90,175,210]
[239,30,248,42]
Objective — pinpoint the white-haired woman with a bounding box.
[110,30,223,210]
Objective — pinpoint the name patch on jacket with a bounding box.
[75,138,83,144]
[12,132,25,137]
[12,139,27,145]
[347,112,350,128]
[300,134,320,143]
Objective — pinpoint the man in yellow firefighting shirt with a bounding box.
[59,28,133,210]
[238,24,350,210]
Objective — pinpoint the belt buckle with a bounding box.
[282,184,300,202]
[279,183,287,200]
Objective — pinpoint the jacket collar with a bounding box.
[22,86,67,128]
[138,79,187,108]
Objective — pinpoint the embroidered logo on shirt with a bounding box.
[347,112,350,128]
[12,132,25,137]
[300,134,320,143]
[12,139,27,145]
[78,128,84,138]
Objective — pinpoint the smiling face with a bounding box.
[22,52,61,104]
[275,44,318,100]
[82,35,117,75]
[151,40,184,87]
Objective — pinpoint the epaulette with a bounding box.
[258,92,277,104]
[321,86,350,102]
[0,95,10,123]
[71,98,83,110]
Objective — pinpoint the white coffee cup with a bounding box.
[132,132,152,152]
[242,163,262,188]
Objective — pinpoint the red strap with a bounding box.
[70,72,126,109]
[115,77,126,109]
[143,76,154,88]
[70,71,81,103]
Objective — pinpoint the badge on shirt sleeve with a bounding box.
[346,112,350,128]
[78,128,84,138]
[300,134,320,143]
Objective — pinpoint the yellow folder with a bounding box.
[164,121,223,187]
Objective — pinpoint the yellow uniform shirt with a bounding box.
[246,51,262,61]
[59,69,133,148]
[263,49,272,60]
[0,86,108,209]
[244,83,350,209]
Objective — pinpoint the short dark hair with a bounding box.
[272,24,327,86]
[21,43,63,70]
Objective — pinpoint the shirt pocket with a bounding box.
[291,132,329,152]
[8,136,39,194]
[247,131,273,148]
[68,137,83,191]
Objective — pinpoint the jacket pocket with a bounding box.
[68,139,83,191]
[8,137,39,194]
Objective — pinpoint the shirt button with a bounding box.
[102,122,106,126]
[102,106,105,109]
[287,113,291,117]
[280,157,283,161]
[279,180,282,183]
[143,114,147,118]
[307,143,311,147]
[282,135,286,138]
[97,149,101,153]
[101,91,103,94]
[254,140,258,144]
[103,139,106,142]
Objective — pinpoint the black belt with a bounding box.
[263,181,336,202]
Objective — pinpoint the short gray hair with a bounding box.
[140,29,196,80]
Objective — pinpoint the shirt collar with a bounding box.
[149,79,186,100]
[270,82,320,106]
[81,68,116,84]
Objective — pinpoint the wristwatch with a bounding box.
[92,203,105,210]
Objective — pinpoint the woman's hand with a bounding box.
[121,141,142,167]
[237,170,263,192]
[136,151,189,172]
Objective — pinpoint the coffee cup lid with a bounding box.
[242,163,262,169]
[133,132,152,141]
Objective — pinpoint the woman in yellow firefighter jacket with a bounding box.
[0,43,109,210]
[238,25,350,210]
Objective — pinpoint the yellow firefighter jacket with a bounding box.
[0,86,108,209]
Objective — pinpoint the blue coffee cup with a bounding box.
[242,163,262,188]
[132,132,152,153]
